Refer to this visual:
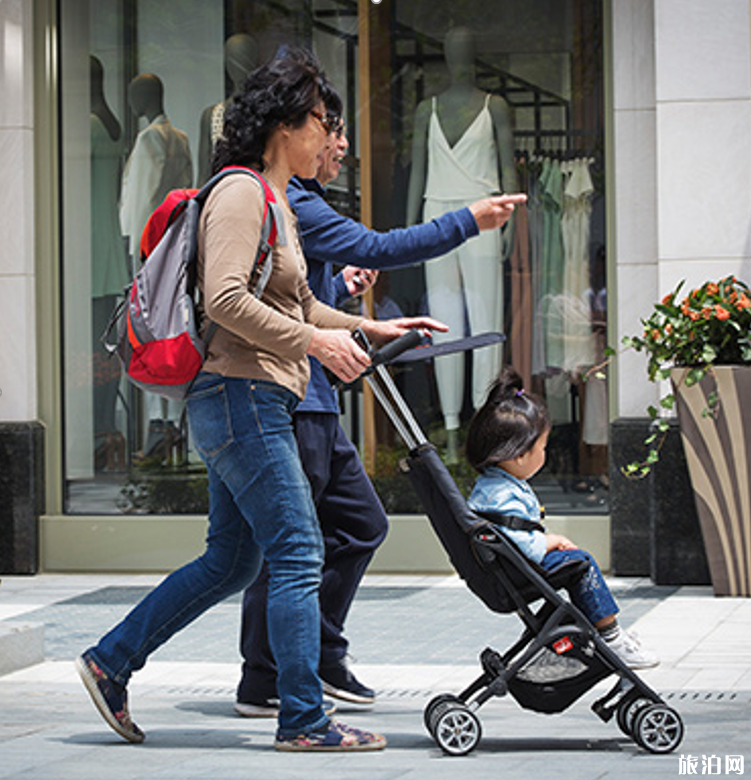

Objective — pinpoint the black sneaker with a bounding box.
[75,651,145,743]
[234,696,337,718]
[320,660,376,705]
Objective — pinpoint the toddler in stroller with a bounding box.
[465,367,659,670]
[357,330,685,757]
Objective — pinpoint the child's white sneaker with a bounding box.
[605,630,660,669]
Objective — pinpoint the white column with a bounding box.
[0,0,36,423]
[612,0,660,418]
[612,0,751,418]
[654,0,751,290]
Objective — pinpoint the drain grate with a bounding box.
[662,690,748,703]
[158,685,436,700]
[156,686,749,704]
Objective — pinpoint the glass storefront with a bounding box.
[60,0,608,517]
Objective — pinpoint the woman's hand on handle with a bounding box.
[359,316,448,347]
[307,329,371,385]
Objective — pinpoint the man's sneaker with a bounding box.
[234,696,337,718]
[605,630,660,669]
[275,719,386,752]
[234,696,281,718]
[75,651,145,743]
[320,660,376,705]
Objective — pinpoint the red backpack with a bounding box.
[103,167,283,400]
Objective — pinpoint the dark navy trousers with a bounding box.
[237,412,388,701]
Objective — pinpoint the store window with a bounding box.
[60,0,607,517]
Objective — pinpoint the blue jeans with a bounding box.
[542,548,619,625]
[238,413,389,701]
[88,375,327,737]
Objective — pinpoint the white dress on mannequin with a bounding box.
[423,94,503,429]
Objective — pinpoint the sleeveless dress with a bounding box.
[422,94,503,428]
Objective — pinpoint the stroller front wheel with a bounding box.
[433,704,482,756]
[632,703,684,753]
[424,694,464,735]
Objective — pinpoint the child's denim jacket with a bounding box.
[468,466,547,563]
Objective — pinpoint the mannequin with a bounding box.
[119,73,193,262]
[119,72,193,457]
[90,55,127,471]
[406,27,517,459]
[196,33,259,185]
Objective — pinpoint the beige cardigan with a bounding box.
[197,173,364,400]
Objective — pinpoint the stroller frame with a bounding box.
[363,333,684,756]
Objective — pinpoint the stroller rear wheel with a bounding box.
[616,695,653,737]
[632,703,684,753]
[433,703,482,756]
[424,694,464,735]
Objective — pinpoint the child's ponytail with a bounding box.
[466,367,550,473]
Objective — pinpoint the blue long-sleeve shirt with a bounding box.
[288,176,480,413]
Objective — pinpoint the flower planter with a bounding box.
[672,366,751,596]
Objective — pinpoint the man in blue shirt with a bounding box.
[235,120,525,715]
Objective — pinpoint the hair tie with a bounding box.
[515,388,525,398]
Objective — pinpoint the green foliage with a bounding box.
[606,275,751,478]
[629,275,751,379]
[119,462,209,514]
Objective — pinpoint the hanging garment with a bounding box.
[532,157,567,373]
[422,94,503,428]
[508,155,532,388]
[561,157,596,371]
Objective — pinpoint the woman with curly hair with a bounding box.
[77,47,445,752]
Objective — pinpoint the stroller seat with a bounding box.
[401,442,684,755]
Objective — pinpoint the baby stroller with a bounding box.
[356,330,685,757]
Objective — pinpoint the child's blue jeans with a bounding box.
[542,548,619,624]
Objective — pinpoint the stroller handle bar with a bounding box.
[352,327,423,369]
[332,328,424,391]
[350,327,429,452]
[369,328,423,367]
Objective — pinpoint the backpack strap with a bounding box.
[474,508,546,534]
[195,166,287,348]
[196,166,286,299]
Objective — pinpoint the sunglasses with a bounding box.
[309,108,345,138]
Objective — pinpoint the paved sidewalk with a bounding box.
[1,573,750,779]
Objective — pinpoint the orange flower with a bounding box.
[714,305,730,321]
[702,307,713,320]
[737,293,750,309]
[662,293,674,305]
[706,283,719,295]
